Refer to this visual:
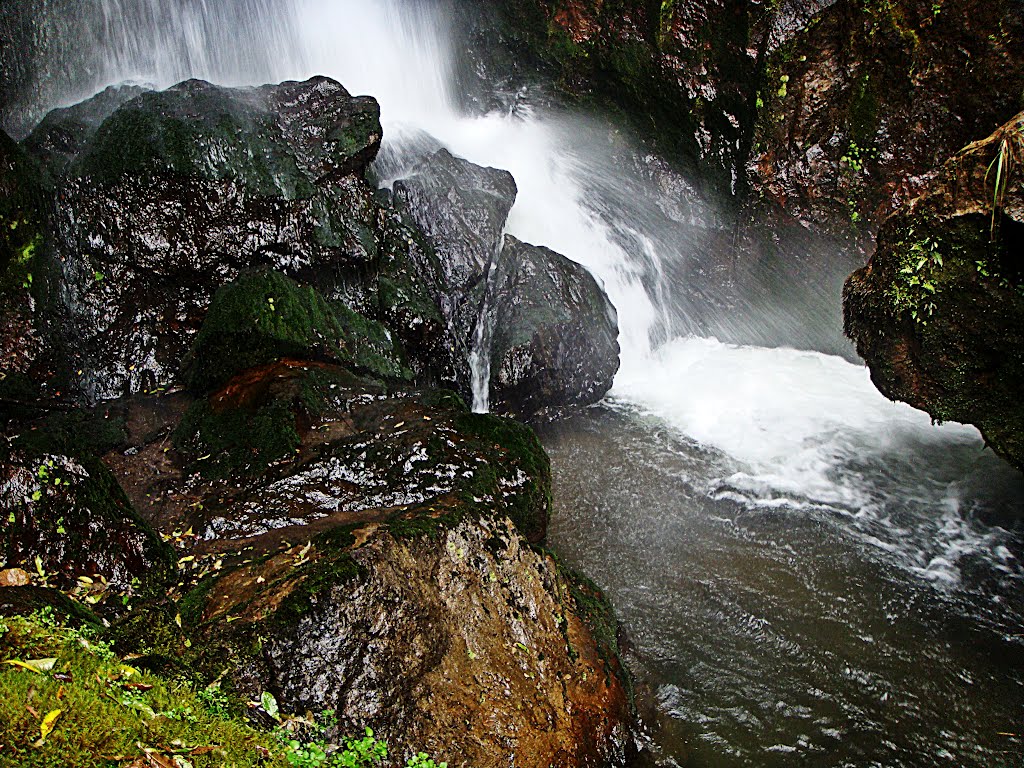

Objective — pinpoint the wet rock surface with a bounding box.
[466,0,1024,235]
[19,76,453,402]
[748,0,1024,231]
[129,361,551,547]
[0,440,174,593]
[185,516,632,768]
[844,111,1024,471]
[392,147,518,379]
[391,147,621,417]
[490,235,620,418]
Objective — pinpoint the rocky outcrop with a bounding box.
[844,111,1024,470]
[748,0,1024,231]
[457,0,761,199]
[392,147,517,377]
[19,76,454,402]
[491,236,619,417]
[462,0,1024,233]
[186,516,632,768]
[0,72,635,765]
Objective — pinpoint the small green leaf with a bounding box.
[260,690,280,720]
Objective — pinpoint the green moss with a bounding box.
[0,587,103,631]
[885,214,997,323]
[72,88,315,199]
[104,604,193,677]
[385,512,464,541]
[454,412,551,542]
[0,130,49,274]
[548,555,633,705]
[175,364,379,478]
[183,269,407,394]
[270,528,364,627]
[10,407,128,458]
[174,396,301,478]
[0,611,283,767]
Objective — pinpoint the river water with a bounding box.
[13,0,1024,764]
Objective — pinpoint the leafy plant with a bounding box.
[889,230,947,323]
[983,117,1024,239]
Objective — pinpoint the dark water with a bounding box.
[541,407,1024,768]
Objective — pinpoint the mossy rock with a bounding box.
[451,410,551,543]
[0,586,102,630]
[22,83,151,178]
[71,77,381,196]
[9,406,128,458]
[0,443,175,594]
[174,362,379,478]
[844,111,1024,471]
[103,602,194,677]
[0,128,48,274]
[182,269,408,394]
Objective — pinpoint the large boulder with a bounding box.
[167,362,550,544]
[95,358,632,766]
[844,111,1024,471]
[392,147,518,376]
[20,77,452,401]
[391,148,621,417]
[184,516,633,768]
[490,235,619,418]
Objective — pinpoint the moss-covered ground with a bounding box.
[0,609,283,767]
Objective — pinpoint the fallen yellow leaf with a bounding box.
[3,658,56,674]
[39,709,62,741]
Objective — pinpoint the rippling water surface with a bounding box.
[541,390,1024,767]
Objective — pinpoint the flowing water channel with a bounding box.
[14,0,1024,764]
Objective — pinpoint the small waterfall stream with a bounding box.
[12,0,1024,764]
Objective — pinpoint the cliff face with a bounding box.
[749,0,1024,231]
[466,0,1024,230]
[844,112,1024,470]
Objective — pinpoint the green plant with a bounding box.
[1,612,279,766]
[889,231,947,322]
[275,720,387,768]
[406,754,447,768]
[984,118,1024,239]
[658,0,677,44]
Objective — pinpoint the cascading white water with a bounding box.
[30,0,1019,577]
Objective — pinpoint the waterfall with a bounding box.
[14,0,1020,571]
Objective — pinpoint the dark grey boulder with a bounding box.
[25,77,452,401]
[490,235,619,418]
[390,148,620,417]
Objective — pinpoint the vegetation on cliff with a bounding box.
[844,111,1024,470]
